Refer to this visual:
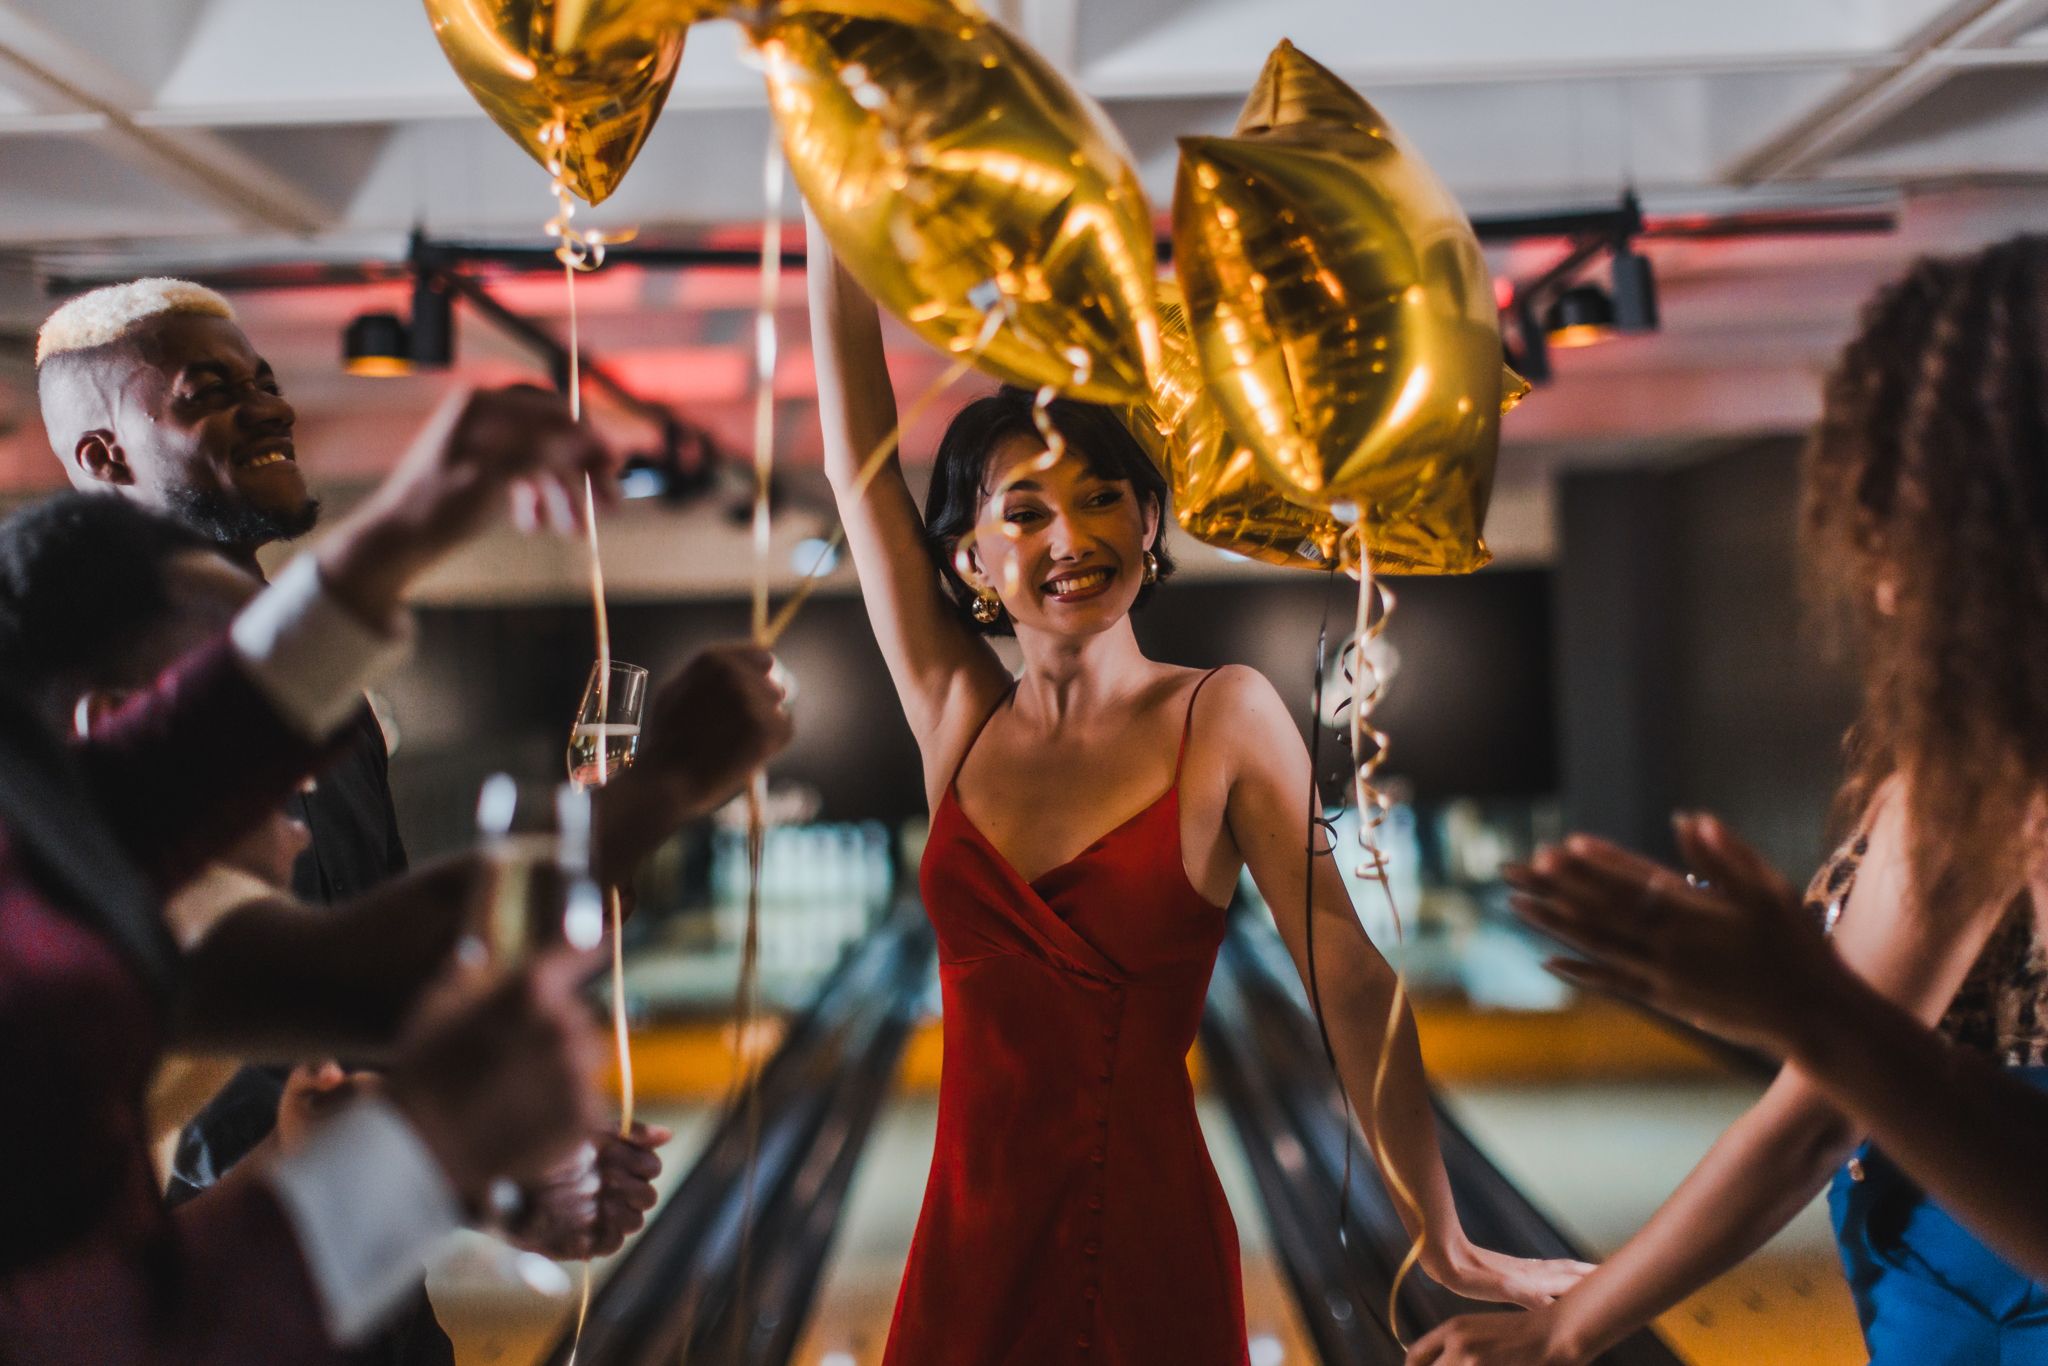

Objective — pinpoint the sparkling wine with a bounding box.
[567,722,640,788]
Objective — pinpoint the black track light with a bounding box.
[409,271,456,367]
[1610,242,1660,334]
[342,312,412,378]
[1511,297,1551,385]
[1544,283,1617,349]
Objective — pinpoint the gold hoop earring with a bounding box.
[1142,550,1160,586]
[971,588,1003,625]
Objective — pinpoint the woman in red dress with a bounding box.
[808,224,1591,1365]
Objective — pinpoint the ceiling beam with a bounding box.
[0,3,329,235]
[1721,0,2048,183]
[1015,0,1081,72]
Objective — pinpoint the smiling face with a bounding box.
[45,312,317,550]
[964,432,1162,639]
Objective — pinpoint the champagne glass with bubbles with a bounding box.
[569,661,647,789]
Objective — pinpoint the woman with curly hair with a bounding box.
[1409,236,2048,1365]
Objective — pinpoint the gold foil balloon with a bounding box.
[426,0,689,206]
[1130,282,1497,574]
[1173,40,1509,563]
[1126,282,1344,571]
[755,0,1161,403]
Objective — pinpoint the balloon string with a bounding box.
[1300,563,1353,1269]
[762,309,1000,647]
[541,120,634,1145]
[567,1272,592,1366]
[542,113,627,1364]
[562,234,633,1148]
[1339,528,1423,1343]
[750,139,785,645]
[730,126,788,1360]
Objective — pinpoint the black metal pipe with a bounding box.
[41,197,1897,301]
[435,271,681,431]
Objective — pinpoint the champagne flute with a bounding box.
[433,775,606,1301]
[568,661,648,789]
[565,660,648,1124]
[565,660,650,1342]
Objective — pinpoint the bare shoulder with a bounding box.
[1196,663,1288,715]
[1846,773,2008,938]
[1190,664,1300,758]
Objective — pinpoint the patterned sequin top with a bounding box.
[1807,830,2048,1066]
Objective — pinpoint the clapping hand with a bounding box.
[1503,814,1835,1054]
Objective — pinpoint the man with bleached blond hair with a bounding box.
[33,281,665,1366]
[39,279,320,556]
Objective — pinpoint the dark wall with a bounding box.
[382,593,920,860]
[1555,438,1859,875]
[383,570,1558,858]
[1134,571,1558,802]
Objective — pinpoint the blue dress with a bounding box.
[1828,1068,2048,1364]
[1811,837,2048,1363]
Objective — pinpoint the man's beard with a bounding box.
[165,485,321,548]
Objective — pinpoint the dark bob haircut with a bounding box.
[922,385,1176,635]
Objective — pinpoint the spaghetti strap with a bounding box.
[1172,668,1225,785]
[949,679,1020,788]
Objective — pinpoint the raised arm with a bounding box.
[1217,667,1591,1309]
[172,856,478,1058]
[806,214,1007,767]
[1408,792,2015,1365]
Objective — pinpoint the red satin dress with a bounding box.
[886,670,1249,1365]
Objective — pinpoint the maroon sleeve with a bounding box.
[72,637,346,895]
[0,1169,340,1366]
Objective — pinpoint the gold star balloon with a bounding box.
[1129,281,1511,574]
[1173,40,1513,552]
[755,0,1161,402]
[1126,281,1344,571]
[426,0,691,206]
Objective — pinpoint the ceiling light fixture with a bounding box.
[1610,240,1660,334]
[1543,283,1617,349]
[409,270,456,367]
[1511,297,1552,385]
[342,312,413,377]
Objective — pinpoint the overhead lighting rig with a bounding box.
[1495,192,1660,383]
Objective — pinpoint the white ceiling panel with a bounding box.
[0,132,238,242]
[1831,64,2048,174]
[1,0,213,93]
[1079,0,1884,97]
[147,0,474,123]
[0,0,2045,500]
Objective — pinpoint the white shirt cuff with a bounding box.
[162,863,282,949]
[230,554,412,740]
[264,1096,461,1346]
